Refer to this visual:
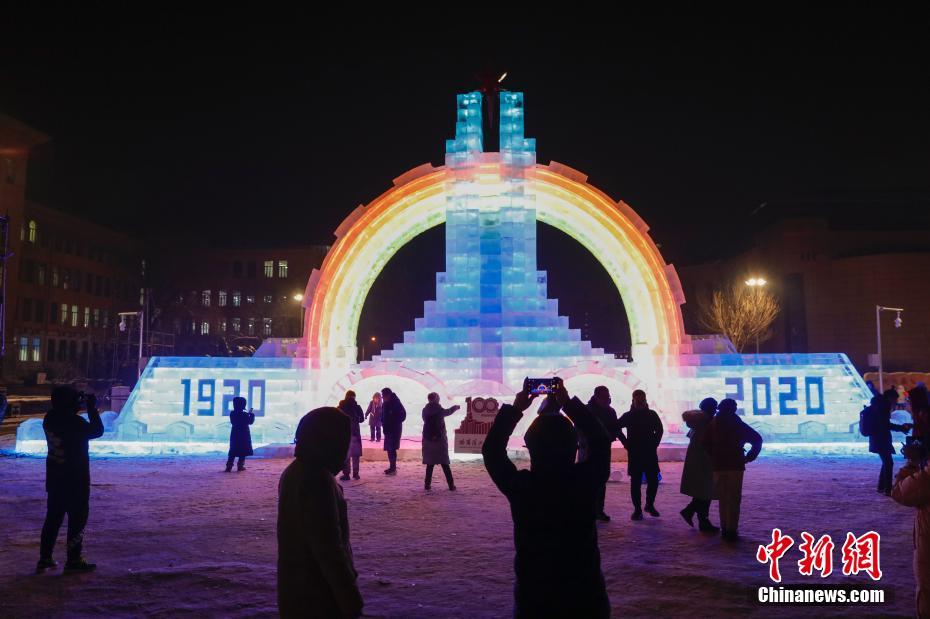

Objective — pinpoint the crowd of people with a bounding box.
[33,378,930,617]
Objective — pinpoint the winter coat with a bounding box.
[892,461,930,618]
[703,410,763,472]
[43,407,104,492]
[617,407,663,474]
[339,400,364,459]
[365,400,383,427]
[582,399,619,482]
[482,397,611,618]
[421,401,456,465]
[228,408,255,457]
[381,396,407,452]
[277,459,363,619]
[680,410,714,500]
[868,397,907,455]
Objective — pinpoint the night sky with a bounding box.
[2,13,928,354]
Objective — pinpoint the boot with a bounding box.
[698,516,719,533]
[36,557,58,572]
[644,504,660,517]
[631,508,643,521]
[680,506,695,527]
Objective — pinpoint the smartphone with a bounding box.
[524,377,563,395]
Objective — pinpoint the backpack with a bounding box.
[860,405,875,437]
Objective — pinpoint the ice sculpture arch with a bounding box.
[303,161,691,376]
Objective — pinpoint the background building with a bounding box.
[149,245,328,356]
[679,213,930,372]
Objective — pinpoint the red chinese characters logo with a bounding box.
[758,530,881,582]
[797,532,835,577]
[756,528,795,583]
[841,531,882,581]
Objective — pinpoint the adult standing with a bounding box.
[365,392,383,442]
[381,387,406,475]
[421,392,460,491]
[617,389,663,521]
[38,387,103,572]
[226,396,255,472]
[702,398,763,541]
[338,391,365,481]
[867,392,911,495]
[278,407,364,618]
[586,386,620,521]
[679,398,719,532]
[891,442,930,618]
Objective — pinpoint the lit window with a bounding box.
[202,290,211,307]
[60,304,68,325]
[218,290,227,307]
[51,266,59,287]
[83,307,90,328]
[219,319,227,333]
[28,220,37,243]
[263,318,272,336]
[246,295,255,304]
[62,269,71,290]
[31,337,41,362]
[102,310,109,329]
[264,260,274,278]
[190,321,196,334]
[37,264,46,286]
[231,318,241,333]
[263,295,273,304]
[278,260,288,278]
[201,321,210,335]
[232,291,241,307]
[19,336,28,361]
[71,305,78,327]
[247,318,256,335]
[93,308,100,328]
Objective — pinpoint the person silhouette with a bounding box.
[421,392,460,491]
[38,387,103,572]
[617,389,663,520]
[381,388,406,475]
[482,383,611,618]
[225,396,255,472]
[338,391,364,481]
[679,398,719,532]
[278,407,364,618]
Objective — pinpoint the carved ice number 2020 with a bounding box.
[724,376,825,416]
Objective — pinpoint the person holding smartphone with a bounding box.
[37,387,103,572]
[226,396,255,472]
[482,383,611,618]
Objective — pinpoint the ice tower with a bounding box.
[374,92,622,389]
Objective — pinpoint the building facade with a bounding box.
[149,245,328,356]
[679,216,930,373]
[1,113,146,381]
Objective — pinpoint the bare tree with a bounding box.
[698,285,780,353]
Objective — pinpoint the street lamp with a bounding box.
[361,336,377,362]
[875,305,903,393]
[744,276,767,354]
[292,294,305,338]
[118,311,144,381]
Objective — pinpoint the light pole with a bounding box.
[745,277,768,354]
[875,305,903,393]
[118,311,144,381]
[361,335,376,362]
[292,294,305,338]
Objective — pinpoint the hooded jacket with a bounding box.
[278,408,362,619]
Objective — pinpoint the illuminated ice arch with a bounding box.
[303,160,691,381]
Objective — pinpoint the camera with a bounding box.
[523,376,563,395]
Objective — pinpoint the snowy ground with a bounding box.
[0,448,919,618]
